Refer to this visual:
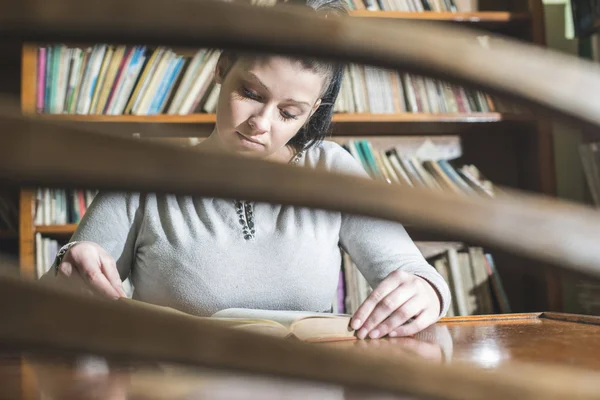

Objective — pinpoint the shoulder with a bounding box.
[302,140,369,178]
[90,191,142,207]
[87,191,150,217]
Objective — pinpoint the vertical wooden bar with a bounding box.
[528,0,562,312]
[18,187,38,399]
[21,43,38,115]
[19,189,35,280]
[528,0,555,194]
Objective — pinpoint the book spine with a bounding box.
[44,46,53,113]
[36,47,46,113]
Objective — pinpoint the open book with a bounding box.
[210,308,356,342]
[118,298,356,342]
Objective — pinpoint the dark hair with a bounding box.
[221,0,348,152]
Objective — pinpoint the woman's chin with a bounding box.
[232,147,269,159]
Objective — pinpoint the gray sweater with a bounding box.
[64,140,451,317]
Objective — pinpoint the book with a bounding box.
[118,298,356,342]
[211,308,356,342]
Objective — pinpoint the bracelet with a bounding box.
[53,241,80,276]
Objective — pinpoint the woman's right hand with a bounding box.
[55,241,127,299]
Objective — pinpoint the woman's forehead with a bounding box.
[235,55,326,101]
[237,54,317,74]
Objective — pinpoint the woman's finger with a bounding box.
[356,283,416,339]
[74,253,122,299]
[56,263,95,297]
[371,296,425,339]
[351,270,410,332]
[99,255,126,298]
[388,309,437,338]
[57,260,74,278]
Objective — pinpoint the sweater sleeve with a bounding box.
[324,143,452,317]
[49,191,144,281]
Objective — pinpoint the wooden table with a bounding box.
[327,312,600,371]
[3,312,600,399]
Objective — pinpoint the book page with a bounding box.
[211,308,345,330]
[118,300,291,338]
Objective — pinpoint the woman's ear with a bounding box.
[215,54,233,84]
[309,99,322,118]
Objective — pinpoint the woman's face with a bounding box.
[213,55,324,162]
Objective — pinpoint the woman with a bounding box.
[44,0,451,340]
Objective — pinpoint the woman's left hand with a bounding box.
[350,270,441,339]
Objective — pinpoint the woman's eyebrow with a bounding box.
[246,72,311,108]
[245,72,270,93]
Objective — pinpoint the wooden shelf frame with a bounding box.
[349,10,531,23]
[16,0,561,314]
[21,111,533,124]
[35,224,78,235]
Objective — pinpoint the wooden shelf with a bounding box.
[34,224,77,235]
[25,112,531,124]
[27,113,216,123]
[349,10,531,24]
[332,112,531,123]
[26,112,534,136]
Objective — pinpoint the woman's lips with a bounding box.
[236,132,265,148]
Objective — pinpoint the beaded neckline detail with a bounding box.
[235,200,255,240]
[234,150,304,241]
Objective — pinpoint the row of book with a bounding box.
[335,245,511,316]
[33,188,97,226]
[431,246,510,316]
[342,139,494,196]
[34,43,494,116]
[335,66,494,114]
[345,0,462,12]
[34,44,220,116]
[35,234,61,279]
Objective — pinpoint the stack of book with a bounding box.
[342,138,494,196]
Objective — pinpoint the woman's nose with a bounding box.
[247,111,271,135]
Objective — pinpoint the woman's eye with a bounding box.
[242,87,260,100]
[280,110,298,121]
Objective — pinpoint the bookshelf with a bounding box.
[15,1,560,314]
[34,225,78,235]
